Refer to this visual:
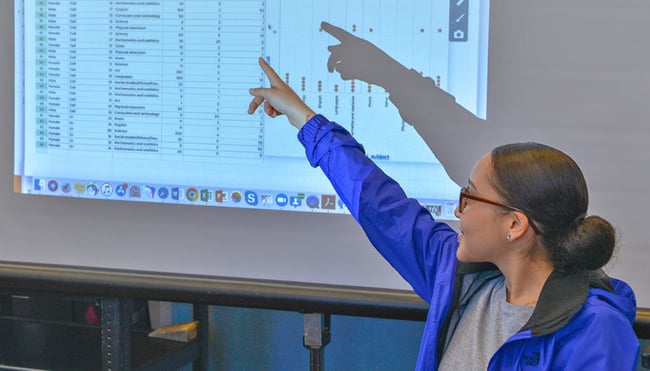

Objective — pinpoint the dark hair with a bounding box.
[489,142,615,272]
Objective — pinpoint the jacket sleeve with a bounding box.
[298,114,460,302]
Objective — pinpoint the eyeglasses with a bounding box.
[458,186,541,234]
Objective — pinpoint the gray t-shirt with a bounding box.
[438,276,535,370]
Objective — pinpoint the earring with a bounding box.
[506,234,511,241]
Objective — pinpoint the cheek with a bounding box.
[457,232,482,261]
[457,235,497,263]
[456,213,501,261]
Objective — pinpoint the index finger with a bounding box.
[321,21,351,42]
[258,57,284,87]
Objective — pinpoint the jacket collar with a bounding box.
[523,269,613,336]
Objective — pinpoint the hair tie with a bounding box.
[571,213,587,227]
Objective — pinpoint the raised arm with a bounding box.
[247,58,460,301]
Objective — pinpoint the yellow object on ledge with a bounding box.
[148,320,198,343]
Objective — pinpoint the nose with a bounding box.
[454,205,461,218]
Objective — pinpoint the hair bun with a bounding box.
[550,215,615,272]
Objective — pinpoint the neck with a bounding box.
[498,257,553,306]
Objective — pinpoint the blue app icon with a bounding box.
[171,187,180,200]
[34,178,43,191]
[158,187,169,200]
[306,195,319,209]
[290,196,302,208]
[116,184,127,197]
[275,193,288,207]
[245,191,258,206]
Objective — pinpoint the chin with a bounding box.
[456,248,482,263]
[456,248,471,262]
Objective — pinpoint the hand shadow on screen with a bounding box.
[321,21,503,186]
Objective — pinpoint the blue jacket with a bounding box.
[299,115,640,370]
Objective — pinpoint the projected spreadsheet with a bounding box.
[27,1,266,162]
[15,0,489,218]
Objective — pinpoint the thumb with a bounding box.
[247,88,271,115]
[249,87,271,99]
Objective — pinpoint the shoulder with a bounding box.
[563,281,636,333]
[571,295,634,330]
[549,292,639,369]
[552,287,638,354]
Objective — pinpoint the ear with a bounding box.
[506,211,532,241]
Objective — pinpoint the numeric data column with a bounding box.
[212,0,267,160]
[183,0,267,161]
[161,1,186,160]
